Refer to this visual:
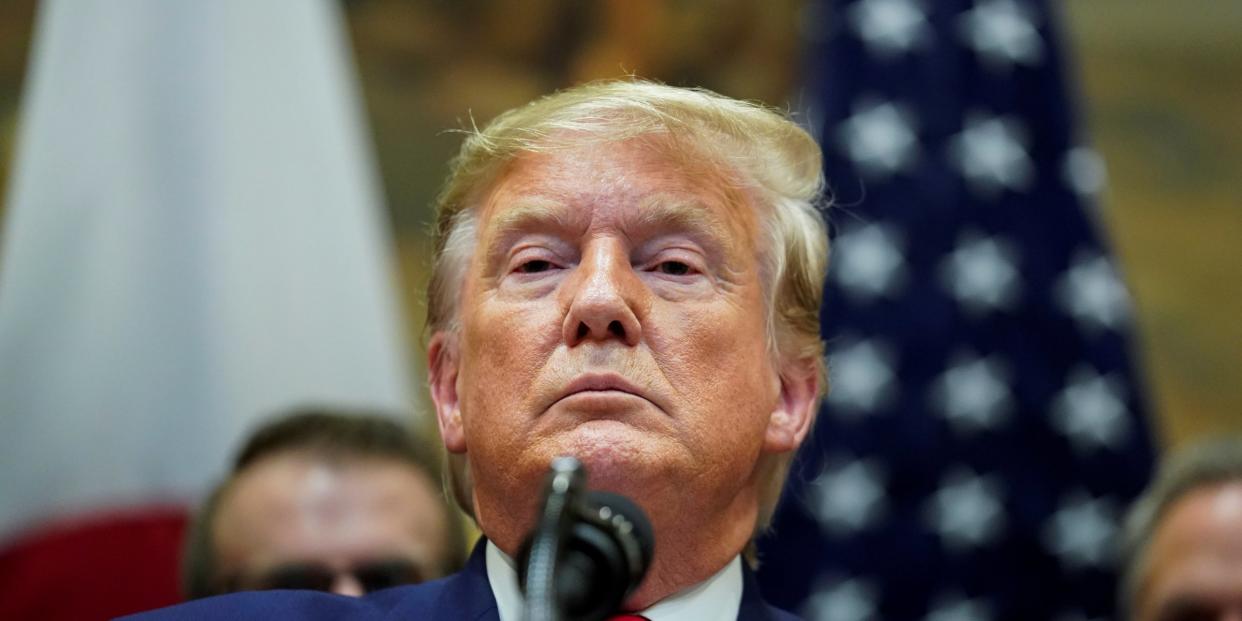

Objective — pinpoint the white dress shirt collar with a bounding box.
[485,539,743,621]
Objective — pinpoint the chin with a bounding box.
[542,422,647,478]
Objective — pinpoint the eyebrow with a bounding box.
[632,195,736,247]
[482,198,574,261]
[483,192,743,259]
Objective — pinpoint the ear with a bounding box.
[764,357,820,453]
[428,331,467,454]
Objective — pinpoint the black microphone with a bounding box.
[518,458,655,621]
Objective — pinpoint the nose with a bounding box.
[330,572,366,597]
[562,240,643,347]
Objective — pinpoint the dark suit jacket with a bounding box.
[123,541,801,620]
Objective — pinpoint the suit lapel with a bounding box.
[738,564,797,621]
[381,541,795,621]
[385,540,499,621]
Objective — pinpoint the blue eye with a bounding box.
[515,259,553,273]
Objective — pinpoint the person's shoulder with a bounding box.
[118,589,382,620]
[764,603,804,621]
[738,561,803,621]
[116,571,486,621]
[117,579,455,621]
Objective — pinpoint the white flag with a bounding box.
[0,0,414,542]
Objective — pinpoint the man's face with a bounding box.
[212,452,452,596]
[430,138,815,554]
[1138,482,1242,621]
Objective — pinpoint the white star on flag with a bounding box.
[1055,251,1132,333]
[939,231,1021,314]
[837,99,920,178]
[814,458,888,535]
[957,0,1044,70]
[925,468,1006,551]
[949,113,1034,196]
[930,353,1013,434]
[808,578,881,621]
[827,338,899,415]
[832,223,908,300]
[1062,147,1108,199]
[848,0,932,58]
[1042,491,1119,569]
[925,594,992,621]
[1051,366,1131,452]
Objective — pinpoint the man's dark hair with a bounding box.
[181,407,467,599]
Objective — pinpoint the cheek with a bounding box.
[653,300,777,425]
[458,299,561,418]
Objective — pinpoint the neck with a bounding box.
[623,495,755,609]
[482,489,757,611]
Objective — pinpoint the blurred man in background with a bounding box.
[1121,438,1242,621]
[182,409,465,599]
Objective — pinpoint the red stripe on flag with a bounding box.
[0,505,189,620]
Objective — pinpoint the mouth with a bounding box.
[552,373,651,408]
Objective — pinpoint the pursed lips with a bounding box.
[552,373,653,409]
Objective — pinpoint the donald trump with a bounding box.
[131,79,829,620]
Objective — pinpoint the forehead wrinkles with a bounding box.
[482,195,749,258]
[477,148,760,258]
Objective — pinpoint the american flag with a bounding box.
[757,1,1156,619]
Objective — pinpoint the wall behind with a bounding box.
[1,0,1238,451]
[1065,1,1242,448]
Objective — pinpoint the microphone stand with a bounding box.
[523,456,586,621]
